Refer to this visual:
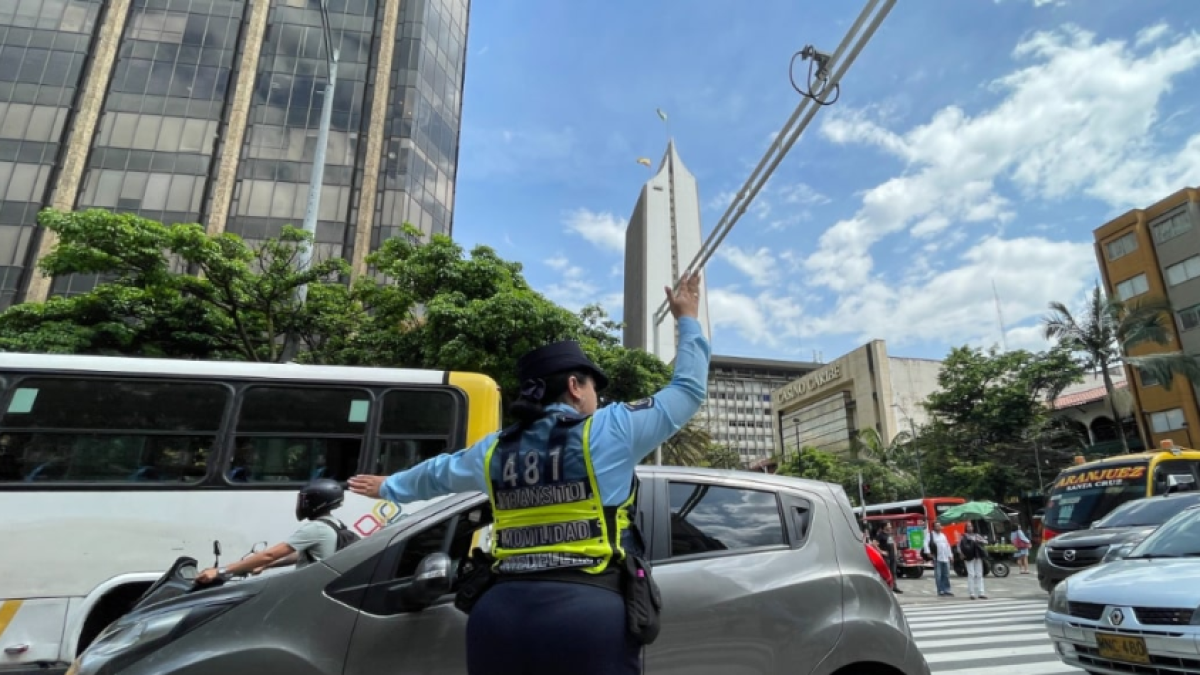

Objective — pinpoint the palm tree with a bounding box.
[644,419,711,466]
[1043,282,1200,453]
[852,427,912,466]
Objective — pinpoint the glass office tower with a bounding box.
[0,0,470,308]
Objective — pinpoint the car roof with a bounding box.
[634,465,839,495]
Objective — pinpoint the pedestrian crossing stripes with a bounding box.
[903,599,1081,675]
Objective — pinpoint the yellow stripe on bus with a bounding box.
[447,372,503,446]
[0,600,22,638]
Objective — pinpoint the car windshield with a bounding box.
[1095,494,1200,528]
[1127,507,1200,558]
[1043,463,1149,532]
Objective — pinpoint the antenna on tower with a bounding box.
[992,279,1008,351]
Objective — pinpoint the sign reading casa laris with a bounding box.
[776,364,842,403]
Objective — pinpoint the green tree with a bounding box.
[916,345,1084,501]
[1043,282,1200,452]
[774,445,919,506]
[700,446,744,470]
[3,214,674,428]
[0,209,346,360]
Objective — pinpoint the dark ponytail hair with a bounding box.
[509,369,594,428]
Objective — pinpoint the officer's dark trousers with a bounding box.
[466,579,641,675]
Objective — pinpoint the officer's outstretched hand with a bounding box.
[666,270,702,320]
[348,474,385,499]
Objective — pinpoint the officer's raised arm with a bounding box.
[597,271,711,462]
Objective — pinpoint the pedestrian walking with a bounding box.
[923,522,954,597]
[348,272,710,675]
[1011,524,1032,574]
[957,522,988,600]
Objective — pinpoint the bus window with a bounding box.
[376,389,458,474]
[1153,459,1200,493]
[0,378,228,483]
[232,386,371,483]
[1043,462,1149,533]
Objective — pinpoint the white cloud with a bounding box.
[802,236,1098,346]
[544,254,570,271]
[706,181,828,231]
[563,208,626,253]
[719,246,779,287]
[708,23,1200,350]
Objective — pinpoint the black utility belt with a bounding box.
[452,551,663,646]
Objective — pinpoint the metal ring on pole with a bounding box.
[649,0,896,334]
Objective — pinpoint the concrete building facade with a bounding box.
[770,340,943,458]
[622,139,711,364]
[1093,186,1200,449]
[0,0,470,308]
[700,355,818,465]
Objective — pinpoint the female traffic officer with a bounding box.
[348,271,710,675]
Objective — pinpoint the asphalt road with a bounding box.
[894,562,1046,604]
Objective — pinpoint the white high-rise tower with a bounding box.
[622,140,712,364]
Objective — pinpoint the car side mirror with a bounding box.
[393,552,453,610]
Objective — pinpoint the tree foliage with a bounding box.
[1,210,671,419]
[1043,282,1200,452]
[775,445,920,507]
[913,345,1085,501]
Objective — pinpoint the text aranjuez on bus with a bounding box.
[0,353,502,672]
[1041,440,1200,541]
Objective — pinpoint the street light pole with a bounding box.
[894,402,926,498]
[295,0,339,307]
[649,0,895,361]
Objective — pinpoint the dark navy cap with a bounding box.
[516,340,609,391]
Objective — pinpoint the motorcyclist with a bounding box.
[196,479,349,583]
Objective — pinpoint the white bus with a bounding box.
[0,353,502,674]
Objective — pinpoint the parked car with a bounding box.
[66,467,931,675]
[1045,502,1200,674]
[1036,490,1200,592]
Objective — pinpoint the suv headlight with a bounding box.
[1048,581,1069,615]
[1102,543,1136,564]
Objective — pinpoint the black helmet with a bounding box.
[296,479,344,521]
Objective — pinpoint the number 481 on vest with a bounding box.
[502,446,563,486]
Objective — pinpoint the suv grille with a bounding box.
[1134,607,1195,625]
[1048,545,1108,569]
[1067,602,1106,620]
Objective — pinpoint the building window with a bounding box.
[1138,369,1161,388]
[1152,210,1193,246]
[1149,408,1186,434]
[1115,273,1150,301]
[1105,232,1138,261]
[1180,305,1200,332]
[1166,256,1200,287]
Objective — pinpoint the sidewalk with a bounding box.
[894,564,1045,605]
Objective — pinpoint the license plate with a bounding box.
[1096,632,1150,665]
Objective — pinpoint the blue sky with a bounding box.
[448,0,1200,363]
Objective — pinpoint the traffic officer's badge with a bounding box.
[624,398,654,411]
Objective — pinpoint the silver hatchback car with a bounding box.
[69,467,931,675]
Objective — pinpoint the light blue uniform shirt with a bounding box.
[380,316,711,506]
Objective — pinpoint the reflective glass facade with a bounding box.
[0,0,470,306]
[375,0,466,244]
[0,0,100,308]
[62,0,244,296]
[226,0,377,261]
